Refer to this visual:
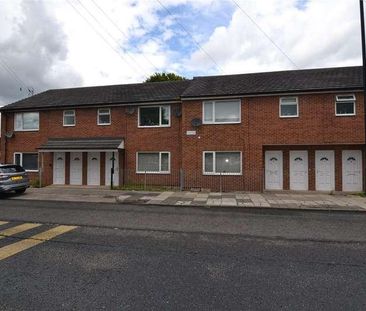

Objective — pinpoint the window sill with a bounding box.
[63,124,75,127]
[202,121,241,125]
[97,123,111,126]
[136,171,171,174]
[14,129,39,132]
[335,114,356,117]
[138,125,171,128]
[279,115,299,118]
[203,172,242,176]
[25,170,39,173]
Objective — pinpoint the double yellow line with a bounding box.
[0,221,77,261]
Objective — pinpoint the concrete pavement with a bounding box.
[6,185,366,212]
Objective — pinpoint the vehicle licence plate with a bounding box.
[11,176,23,181]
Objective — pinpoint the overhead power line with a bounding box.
[66,0,147,77]
[231,0,299,69]
[90,0,161,73]
[155,0,224,74]
[74,0,151,77]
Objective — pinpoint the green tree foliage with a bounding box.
[144,72,187,83]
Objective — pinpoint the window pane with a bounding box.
[64,116,75,125]
[204,153,214,172]
[99,114,110,124]
[161,153,169,171]
[138,153,159,172]
[215,152,241,173]
[14,154,21,165]
[99,109,110,114]
[336,102,354,115]
[214,101,240,123]
[161,106,170,125]
[15,114,22,130]
[204,102,213,122]
[280,104,297,116]
[22,153,38,171]
[64,110,74,116]
[140,107,160,126]
[23,113,39,130]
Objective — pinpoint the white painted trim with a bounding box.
[63,110,76,127]
[279,96,299,118]
[136,151,171,174]
[14,112,40,131]
[137,105,171,128]
[97,108,111,126]
[202,151,242,175]
[335,93,356,116]
[202,99,241,125]
[13,152,39,172]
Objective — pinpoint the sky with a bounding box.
[0,0,363,106]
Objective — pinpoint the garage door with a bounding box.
[290,151,308,191]
[265,151,283,190]
[87,152,100,186]
[315,150,335,191]
[342,150,362,192]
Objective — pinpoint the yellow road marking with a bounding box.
[0,221,8,226]
[0,223,41,240]
[0,225,77,261]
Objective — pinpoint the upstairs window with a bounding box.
[336,94,355,116]
[138,106,170,127]
[280,97,298,117]
[136,152,170,173]
[203,100,241,124]
[63,110,75,126]
[203,151,242,175]
[14,112,39,131]
[98,108,111,125]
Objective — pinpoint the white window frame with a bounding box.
[202,100,241,124]
[279,97,299,118]
[335,94,356,116]
[14,112,39,131]
[138,105,171,128]
[97,108,111,126]
[202,151,242,175]
[136,151,171,174]
[63,110,76,127]
[13,152,39,172]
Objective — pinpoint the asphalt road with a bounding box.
[0,198,365,310]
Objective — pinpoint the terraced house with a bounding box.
[0,66,364,192]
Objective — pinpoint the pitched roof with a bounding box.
[181,66,363,98]
[1,80,191,111]
[1,66,363,111]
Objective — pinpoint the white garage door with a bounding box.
[265,151,283,190]
[105,152,119,186]
[290,151,308,191]
[87,152,100,186]
[315,150,335,191]
[53,152,65,185]
[342,150,362,192]
[70,152,83,185]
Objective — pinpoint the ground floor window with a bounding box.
[203,151,242,175]
[14,152,38,171]
[136,152,170,173]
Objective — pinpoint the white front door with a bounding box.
[342,150,362,192]
[265,151,283,190]
[70,152,83,185]
[87,152,100,186]
[53,152,65,185]
[290,151,308,190]
[315,150,335,191]
[105,152,119,186]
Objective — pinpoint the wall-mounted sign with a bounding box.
[186,130,196,136]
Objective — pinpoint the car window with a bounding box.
[0,165,25,173]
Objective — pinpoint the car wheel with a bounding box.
[15,189,26,194]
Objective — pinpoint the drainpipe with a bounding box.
[360,0,366,192]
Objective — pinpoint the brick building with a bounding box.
[0,66,364,192]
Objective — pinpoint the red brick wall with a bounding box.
[1,92,365,191]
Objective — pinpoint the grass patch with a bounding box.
[112,184,179,192]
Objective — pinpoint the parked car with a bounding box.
[0,164,30,194]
